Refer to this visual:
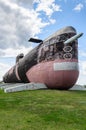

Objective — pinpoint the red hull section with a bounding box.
[26,59,79,90]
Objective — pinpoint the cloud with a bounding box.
[0,0,48,49]
[80,61,86,75]
[74,3,83,11]
[16,0,33,6]
[0,62,11,81]
[79,50,86,57]
[34,0,62,17]
[77,49,86,85]
[0,46,33,58]
[76,60,86,85]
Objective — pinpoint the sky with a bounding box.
[0,0,86,85]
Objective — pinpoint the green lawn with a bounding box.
[0,89,86,130]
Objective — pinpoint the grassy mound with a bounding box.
[0,89,86,130]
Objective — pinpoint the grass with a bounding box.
[0,89,86,130]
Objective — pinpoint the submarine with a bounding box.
[3,26,83,90]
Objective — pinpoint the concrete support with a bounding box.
[0,83,22,89]
[69,85,86,91]
[4,83,47,93]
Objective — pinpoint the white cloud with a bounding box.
[80,61,86,75]
[34,0,62,16]
[77,49,86,85]
[0,62,11,81]
[0,0,49,50]
[49,19,56,24]
[74,3,83,11]
[77,74,86,85]
[16,0,33,6]
[77,60,86,85]
[0,46,33,58]
[79,50,86,57]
